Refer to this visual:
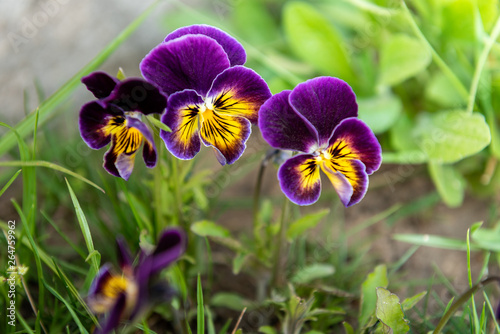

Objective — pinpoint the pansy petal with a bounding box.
[94,292,127,334]
[289,77,358,146]
[207,66,271,124]
[161,90,203,160]
[116,238,133,270]
[259,90,318,153]
[150,228,187,275]
[79,101,123,149]
[140,35,230,97]
[200,110,251,165]
[81,71,118,99]
[321,158,368,207]
[328,118,382,175]
[127,118,157,168]
[88,264,113,298]
[131,257,152,320]
[164,24,246,66]
[105,78,167,115]
[278,154,321,205]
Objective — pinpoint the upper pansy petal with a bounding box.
[116,237,133,270]
[164,24,246,66]
[161,90,204,160]
[81,71,118,99]
[140,35,230,97]
[88,264,113,298]
[259,90,318,153]
[105,79,167,115]
[278,154,322,205]
[328,118,382,175]
[321,158,368,207]
[199,110,251,165]
[289,77,358,146]
[79,101,123,150]
[149,228,186,275]
[207,65,272,124]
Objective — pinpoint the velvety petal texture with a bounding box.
[149,228,186,275]
[82,71,118,99]
[259,76,381,207]
[164,24,246,66]
[105,79,167,115]
[140,35,231,97]
[289,77,358,146]
[79,101,122,150]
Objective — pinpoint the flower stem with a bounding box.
[433,276,500,334]
[253,151,275,242]
[171,157,185,227]
[271,196,290,288]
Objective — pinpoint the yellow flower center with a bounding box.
[102,275,128,299]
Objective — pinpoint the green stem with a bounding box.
[171,157,185,227]
[400,0,469,103]
[253,151,275,243]
[271,197,290,288]
[466,15,500,114]
[433,276,500,334]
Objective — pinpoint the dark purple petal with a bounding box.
[199,111,252,165]
[127,117,157,169]
[94,293,127,334]
[149,228,186,275]
[131,256,152,320]
[104,78,167,115]
[328,118,382,175]
[321,158,368,207]
[161,90,204,160]
[79,101,123,150]
[259,90,318,153]
[207,65,272,124]
[81,71,118,99]
[116,238,133,270]
[278,154,321,206]
[88,264,113,298]
[164,24,246,66]
[140,35,230,96]
[289,77,358,147]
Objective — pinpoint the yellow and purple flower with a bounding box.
[79,71,167,180]
[88,228,186,334]
[259,77,382,207]
[140,25,272,165]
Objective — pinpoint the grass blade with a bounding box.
[65,179,100,274]
[0,169,21,197]
[0,160,104,193]
[197,274,205,334]
[0,1,160,157]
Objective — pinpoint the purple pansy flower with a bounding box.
[79,71,167,180]
[140,25,272,165]
[88,228,186,334]
[259,77,382,207]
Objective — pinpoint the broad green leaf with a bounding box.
[413,110,491,163]
[233,0,279,45]
[428,162,465,207]
[358,92,402,134]
[343,322,354,334]
[0,2,158,157]
[375,288,410,333]
[402,291,427,311]
[359,265,388,328]
[425,73,466,107]
[232,253,249,275]
[291,264,335,284]
[191,220,230,238]
[211,292,250,311]
[442,0,475,41]
[283,1,354,82]
[478,0,499,31]
[393,233,469,250]
[472,226,500,251]
[389,114,421,152]
[286,209,330,241]
[378,34,431,86]
[259,326,277,334]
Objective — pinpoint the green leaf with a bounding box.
[232,253,249,275]
[343,322,354,334]
[283,1,354,81]
[358,92,402,134]
[211,292,250,311]
[471,226,500,251]
[393,233,469,250]
[428,162,465,207]
[375,288,410,333]
[389,114,421,152]
[478,0,499,31]
[402,291,427,311]
[233,0,279,45]
[0,2,159,157]
[146,115,172,133]
[378,34,431,86]
[259,326,278,334]
[442,0,475,42]
[191,220,230,238]
[291,263,335,285]
[286,209,330,241]
[425,73,465,107]
[413,110,491,163]
[197,275,205,334]
[359,265,388,328]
